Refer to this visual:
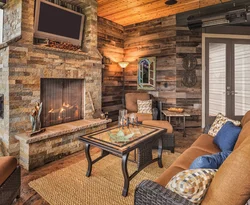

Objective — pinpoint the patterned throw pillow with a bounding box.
[166,169,218,204]
[208,113,241,137]
[137,100,152,114]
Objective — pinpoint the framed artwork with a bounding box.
[137,57,156,90]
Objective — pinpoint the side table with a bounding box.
[161,110,190,137]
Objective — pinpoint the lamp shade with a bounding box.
[118,61,129,69]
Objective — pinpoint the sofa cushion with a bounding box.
[166,169,217,204]
[0,140,4,157]
[137,99,152,114]
[202,138,250,205]
[135,113,152,122]
[208,113,241,137]
[172,148,212,170]
[214,121,241,151]
[234,120,250,150]
[241,110,250,127]
[0,156,17,186]
[191,134,221,154]
[190,151,231,169]
[125,93,150,112]
[142,120,173,133]
[155,166,184,186]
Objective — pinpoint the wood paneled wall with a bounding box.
[123,15,202,116]
[97,17,124,121]
[124,15,177,105]
[176,27,202,113]
[98,15,202,121]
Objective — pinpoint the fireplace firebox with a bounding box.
[41,78,83,127]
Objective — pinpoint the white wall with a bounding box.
[0,9,3,44]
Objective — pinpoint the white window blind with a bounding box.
[235,44,250,116]
[209,43,226,116]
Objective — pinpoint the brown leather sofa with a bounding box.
[125,93,158,122]
[0,156,21,205]
[135,111,250,205]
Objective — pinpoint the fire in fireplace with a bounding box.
[41,78,83,127]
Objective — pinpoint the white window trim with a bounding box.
[0,9,3,44]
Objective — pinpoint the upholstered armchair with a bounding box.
[125,93,158,122]
[0,156,21,205]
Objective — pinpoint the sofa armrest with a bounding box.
[152,107,158,120]
[203,124,211,134]
[134,180,195,205]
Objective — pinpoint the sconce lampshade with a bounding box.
[118,61,129,69]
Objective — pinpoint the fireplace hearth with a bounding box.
[41,78,84,127]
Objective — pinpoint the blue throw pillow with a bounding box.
[190,151,232,169]
[213,121,241,151]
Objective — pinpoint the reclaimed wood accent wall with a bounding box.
[98,15,202,122]
[176,27,202,115]
[124,15,177,104]
[123,15,202,119]
[97,17,125,121]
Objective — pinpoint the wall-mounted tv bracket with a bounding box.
[0,94,3,119]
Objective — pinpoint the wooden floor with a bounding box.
[14,128,202,205]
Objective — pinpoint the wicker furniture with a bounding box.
[78,124,166,197]
[0,157,21,205]
[135,180,195,205]
[142,120,175,153]
[135,111,250,205]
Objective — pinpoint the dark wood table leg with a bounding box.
[158,137,163,168]
[122,153,130,197]
[183,116,186,137]
[85,143,92,177]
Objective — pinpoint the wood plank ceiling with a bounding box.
[97,0,231,26]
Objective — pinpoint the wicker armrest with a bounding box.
[134,180,195,205]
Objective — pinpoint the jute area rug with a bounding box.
[29,151,180,205]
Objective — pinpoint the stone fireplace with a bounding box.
[0,0,109,170]
[41,78,84,127]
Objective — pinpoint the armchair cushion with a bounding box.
[0,156,17,185]
[136,113,152,122]
[125,93,150,112]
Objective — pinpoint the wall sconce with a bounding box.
[118,62,129,108]
[118,61,129,69]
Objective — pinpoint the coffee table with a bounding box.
[78,124,166,197]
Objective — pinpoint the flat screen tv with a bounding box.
[34,0,85,46]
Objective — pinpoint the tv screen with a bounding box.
[34,0,85,46]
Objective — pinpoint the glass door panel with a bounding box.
[208,43,226,116]
[234,44,250,116]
